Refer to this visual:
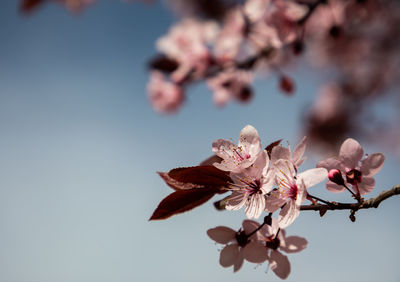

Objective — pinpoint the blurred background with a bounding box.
[0,1,399,281]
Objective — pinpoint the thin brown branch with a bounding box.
[300,185,400,212]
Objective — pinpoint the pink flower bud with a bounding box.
[328,169,345,186]
[279,75,295,95]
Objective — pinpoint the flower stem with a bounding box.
[307,193,332,205]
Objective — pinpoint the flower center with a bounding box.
[346,169,362,185]
[247,179,262,195]
[235,230,249,247]
[265,236,280,250]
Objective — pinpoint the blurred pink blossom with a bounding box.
[147,71,184,114]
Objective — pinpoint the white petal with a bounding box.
[225,191,247,211]
[271,146,291,163]
[247,150,269,179]
[292,136,307,166]
[245,193,265,219]
[265,190,287,213]
[297,167,327,189]
[278,201,300,229]
[238,125,261,158]
[274,159,296,187]
[212,139,236,159]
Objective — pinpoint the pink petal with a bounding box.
[207,226,236,244]
[233,249,244,272]
[280,236,308,254]
[274,159,296,185]
[297,167,327,189]
[292,136,307,166]
[212,139,236,159]
[265,190,287,213]
[244,193,266,219]
[225,191,247,211]
[278,200,300,229]
[242,219,260,235]
[339,138,364,169]
[358,176,375,195]
[271,146,291,163]
[247,150,269,180]
[360,153,385,177]
[243,241,269,263]
[238,125,261,158]
[261,172,275,194]
[220,244,240,268]
[326,180,346,193]
[269,250,291,279]
[316,157,343,171]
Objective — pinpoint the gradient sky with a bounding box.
[0,1,399,282]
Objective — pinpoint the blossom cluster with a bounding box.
[150,124,385,278]
[212,125,327,228]
[146,0,400,154]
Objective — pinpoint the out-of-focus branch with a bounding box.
[300,185,400,212]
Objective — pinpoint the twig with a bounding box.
[300,185,400,212]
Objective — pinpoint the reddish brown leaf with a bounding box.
[149,187,218,220]
[165,165,231,194]
[199,155,222,166]
[157,171,202,191]
[20,0,45,13]
[265,139,282,158]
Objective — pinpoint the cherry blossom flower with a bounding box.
[206,69,253,107]
[207,220,269,272]
[265,159,327,228]
[270,136,307,172]
[147,71,184,114]
[317,138,385,196]
[156,18,219,82]
[213,8,247,63]
[212,125,262,173]
[226,150,275,218]
[256,218,308,279]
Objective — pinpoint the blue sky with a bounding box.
[0,1,399,281]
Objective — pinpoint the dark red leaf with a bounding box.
[319,206,328,217]
[165,166,231,193]
[199,155,222,166]
[20,0,45,13]
[265,139,282,158]
[149,187,218,220]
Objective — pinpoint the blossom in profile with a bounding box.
[212,125,262,173]
[270,136,307,172]
[147,71,184,114]
[317,138,385,196]
[256,218,308,279]
[226,150,275,218]
[207,220,269,272]
[265,159,327,228]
